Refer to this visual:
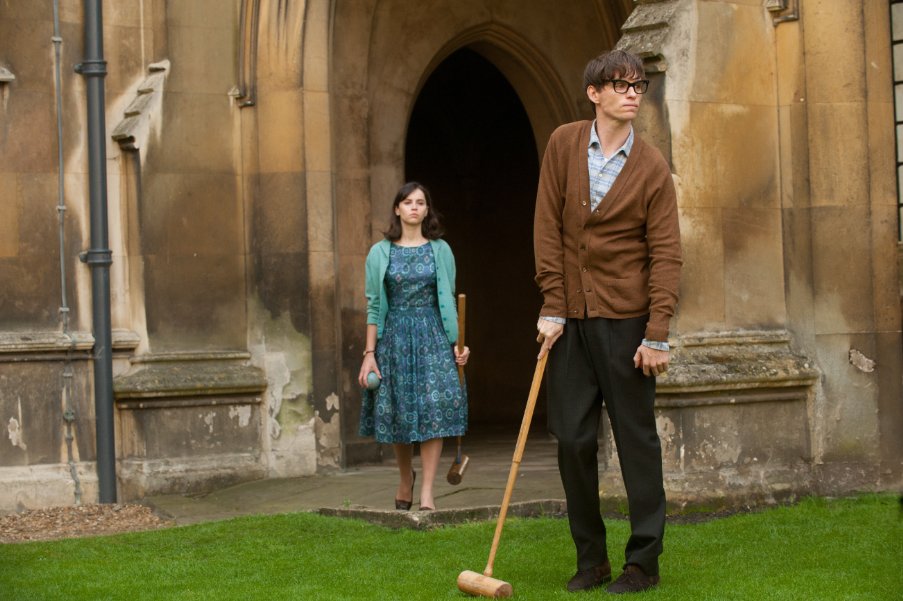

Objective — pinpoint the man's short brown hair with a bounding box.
[583,50,645,90]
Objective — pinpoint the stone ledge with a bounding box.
[130,350,252,364]
[0,331,93,354]
[0,329,140,358]
[119,453,266,500]
[656,387,809,409]
[315,491,859,530]
[0,463,99,513]
[316,499,567,530]
[114,352,266,400]
[658,330,818,395]
[117,395,262,410]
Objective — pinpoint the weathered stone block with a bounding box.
[812,332,881,465]
[153,92,238,174]
[806,104,870,208]
[0,332,96,510]
[141,172,242,255]
[801,0,865,104]
[306,170,335,253]
[114,352,267,498]
[0,90,54,173]
[810,206,875,334]
[257,90,306,173]
[601,330,818,504]
[254,172,308,255]
[0,463,99,512]
[673,206,726,332]
[691,1,776,105]
[335,177,371,256]
[142,253,246,351]
[0,357,92,467]
[165,25,237,94]
[722,207,786,328]
[0,172,19,259]
[304,91,332,172]
[673,101,779,210]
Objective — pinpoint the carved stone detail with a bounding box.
[616,0,677,73]
[111,60,170,151]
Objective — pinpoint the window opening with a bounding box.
[891,0,903,239]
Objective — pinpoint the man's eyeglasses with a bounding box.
[603,79,650,94]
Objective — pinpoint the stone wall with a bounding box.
[0,0,327,508]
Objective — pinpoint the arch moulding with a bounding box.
[368,22,579,221]
[421,24,578,157]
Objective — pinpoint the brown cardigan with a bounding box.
[533,121,681,342]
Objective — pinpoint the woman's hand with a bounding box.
[358,354,381,387]
[454,345,470,366]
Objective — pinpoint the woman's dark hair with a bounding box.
[583,49,645,90]
[383,181,444,241]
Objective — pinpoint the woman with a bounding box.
[358,181,470,511]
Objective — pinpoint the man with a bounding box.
[534,49,681,594]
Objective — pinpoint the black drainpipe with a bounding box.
[76,0,116,503]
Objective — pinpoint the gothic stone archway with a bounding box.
[331,1,630,463]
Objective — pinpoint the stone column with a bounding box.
[794,0,902,488]
[616,0,818,501]
[615,0,903,497]
[245,0,339,475]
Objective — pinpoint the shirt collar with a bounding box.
[588,121,634,157]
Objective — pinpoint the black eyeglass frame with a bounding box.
[601,78,650,94]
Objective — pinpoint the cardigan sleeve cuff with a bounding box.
[641,338,670,351]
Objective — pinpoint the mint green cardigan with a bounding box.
[365,239,459,343]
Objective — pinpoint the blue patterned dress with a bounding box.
[359,242,468,443]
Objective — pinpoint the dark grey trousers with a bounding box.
[546,315,665,576]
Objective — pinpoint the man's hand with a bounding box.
[536,318,564,359]
[633,344,669,377]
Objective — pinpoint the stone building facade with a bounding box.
[1,0,900,511]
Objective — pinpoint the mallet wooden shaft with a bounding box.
[456,293,466,382]
[482,352,548,577]
[452,293,467,474]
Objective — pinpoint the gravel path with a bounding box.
[0,504,173,543]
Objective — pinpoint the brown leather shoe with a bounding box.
[566,560,612,592]
[606,564,660,594]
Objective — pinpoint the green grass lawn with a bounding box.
[1,495,900,600]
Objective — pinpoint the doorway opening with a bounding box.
[405,47,544,434]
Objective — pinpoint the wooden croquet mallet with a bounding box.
[456,342,549,598]
[447,293,469,485]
